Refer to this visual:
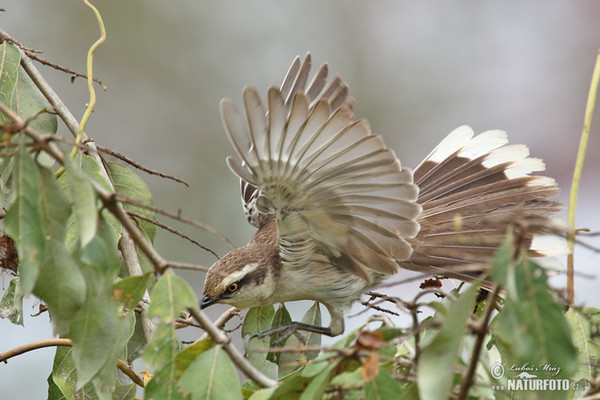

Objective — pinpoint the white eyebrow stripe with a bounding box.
[218,262,260,292]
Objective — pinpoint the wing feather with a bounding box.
[223,54,421,281]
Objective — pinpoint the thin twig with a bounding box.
[355,301,400,317]
[167,261,210,272]
[26,50,107,89]
[457,284,501,400]
[0,338,72,363]
[199,307,242,339]
[126,210,219,259]
[94,143,189,187]
[0,30,106,89]
[252,344,355,356]
[114,192,235,249]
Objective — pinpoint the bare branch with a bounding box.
[0,28,107,89]
[457,284,501,400]
[196,307,242,337]
[114,192,235,249]
[126,210,219,259]
[94,143,189,187]
[0,338,72,363]
[117,360,146,388]
[167,261,210,272]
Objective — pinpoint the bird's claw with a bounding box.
[250,322,307,346]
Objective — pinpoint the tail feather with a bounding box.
[401,126,564,280]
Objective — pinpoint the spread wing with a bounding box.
[221,54,422,281]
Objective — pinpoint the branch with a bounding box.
[0,29,106,89]
[198,307,242,337]
[117,360,146,388]
[0,338,146,389]
[126,210,219,259]
[94,143,189,187]
[0,338,72,363]
[187,307,277,388]
[167,261,210,272]
[114,192,235,249]
[457,283,502,400]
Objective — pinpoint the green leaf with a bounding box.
[146,270,198,323]
[0,43,57,134]
[60,155,121,250]
[0,277,23,325]
[0,155,15,207]
[241,380,261,399]
[13,63,58,134]
[249,371,310,400]
[114,273,152,310]
[69,296,119,387]
[398,383,420,400]
[298,361,337,400]
[4,144,45,294]
[64,213,131,392]
[144,364,187,400]
[243,305,277,379]
[0,42,20,126]
[173,336,216,377]
[267,304,292,363]
[145,339,219,400]
[278,302,322,378]
[328,368,365,400]
[80,214,123,282]
[418,282,479,400]
[492,259,577,382]
[91,312,136,400]
[126,313,148,363]
[48,346,98,400]
[33,166,86,334]
[489,233,513,286]
[565,307,600,394]
[64,155,98,248]
[365,367,406,400]
[107,162,156,242]
[111,383,137,400]
[143,322,180,372]
[179,345,243,400]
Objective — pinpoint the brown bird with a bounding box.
[201,53,563,338]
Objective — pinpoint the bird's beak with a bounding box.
[200,294,219,309]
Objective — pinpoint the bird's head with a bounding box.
[201,228,280,310]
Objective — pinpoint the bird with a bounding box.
[200,53,563,339]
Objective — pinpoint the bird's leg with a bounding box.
[250,322,333,346]
[250,304,345,346]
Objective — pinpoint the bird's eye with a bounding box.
[227,283,239,292]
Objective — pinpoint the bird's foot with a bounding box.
[251,322,333,346]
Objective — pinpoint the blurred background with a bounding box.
[2,1,599,397]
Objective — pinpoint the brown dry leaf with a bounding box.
[356,330,384,351]
[361,352,380,382]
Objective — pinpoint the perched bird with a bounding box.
[201,53,562,338]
